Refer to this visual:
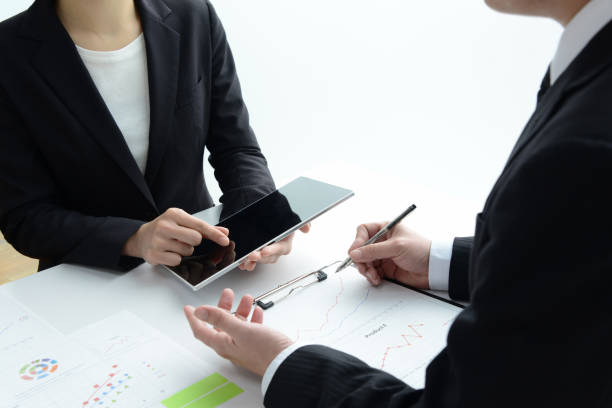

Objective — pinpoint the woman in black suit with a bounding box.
[0,0,304,271]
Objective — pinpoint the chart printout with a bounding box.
[0,292,87,403]
[0,292,64,355]
[1,310,254,408]
[263,268,462,388]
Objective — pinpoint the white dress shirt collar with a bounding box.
[550,0,612,84]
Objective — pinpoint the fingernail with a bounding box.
[195,309,208,321]
[350,249,362,260]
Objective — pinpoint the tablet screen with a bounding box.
[166,177,353,289]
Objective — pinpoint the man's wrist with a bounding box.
[261,342,304,397]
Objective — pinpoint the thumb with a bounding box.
[350,240,404,263]
[195,306,245,337]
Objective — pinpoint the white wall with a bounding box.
[1,1,561,234]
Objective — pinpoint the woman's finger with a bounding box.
[261,240,291,258]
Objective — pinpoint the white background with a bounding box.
[1,0,561,236]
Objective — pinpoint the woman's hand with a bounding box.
[184,289,293,376]
[238,223,311,271]
[348,222,431,289]
[122,208,230,266]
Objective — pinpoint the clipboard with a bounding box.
[253,261,465,311]
[258,261,465,389]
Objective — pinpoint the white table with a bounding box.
[0,170,476,403]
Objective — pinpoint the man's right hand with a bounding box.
[122,208,230,266]
[348,222,431,289]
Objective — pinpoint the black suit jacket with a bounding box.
[265,21,612,408]
[0,0,275,270]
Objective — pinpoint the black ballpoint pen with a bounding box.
[335,204,417,273]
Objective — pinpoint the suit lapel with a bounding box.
[23,0,157,210]
[504,21,612,171]
[137,0,180,188]
[482,20,612,214]
[503,69,568,168]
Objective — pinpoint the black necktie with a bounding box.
[536,68,551,104]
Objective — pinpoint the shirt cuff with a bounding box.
[428,238,454,291]
[261,342,305,397]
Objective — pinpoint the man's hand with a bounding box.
[122,208,230,266]
[184,289,293,376]
[348,222,431,289]
[238,223,311,271]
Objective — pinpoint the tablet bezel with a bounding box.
[163,177,354,291]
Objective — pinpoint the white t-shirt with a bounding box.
[76,34,151,174]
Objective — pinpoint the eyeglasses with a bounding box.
[253,261,341,310]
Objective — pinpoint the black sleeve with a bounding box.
[448,236,472,301]
[265,139,612,407]
[265,345,422,408]
[204,1,275,207]
[0,86,144,270]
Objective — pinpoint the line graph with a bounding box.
[319,287,371,340]
[104,336,138,354]
[380,324,424,368]
[295,276,345,341]
[264,271,462,389]
[0,316,30,336]
[0,323,13,336]
[82,364,133,406]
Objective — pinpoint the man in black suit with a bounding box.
[185,0,612,406]
[0,0,303,271]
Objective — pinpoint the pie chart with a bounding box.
[19,358,59,381]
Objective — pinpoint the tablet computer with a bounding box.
[164,177,354,290]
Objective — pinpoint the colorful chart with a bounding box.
[82,364,133,406]
[142,361,167,379]
[162,373,243,408]
[19,358,59,380]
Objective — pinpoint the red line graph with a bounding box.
[82,364,121,406]
[295,276,345,341]
[380,324,424,369]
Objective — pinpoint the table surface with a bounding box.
[0,169,475,402]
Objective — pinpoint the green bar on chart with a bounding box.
[187,382,243,408]
[162,373,228,408]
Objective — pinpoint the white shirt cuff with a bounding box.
[428,238,454,291]
[261,342,305,397]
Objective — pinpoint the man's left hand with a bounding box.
[238,223,311,271]
[184,289,293,376]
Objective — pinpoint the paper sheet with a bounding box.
[1,308,255,408]
[263,267,462,388]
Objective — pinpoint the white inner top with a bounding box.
[76,34,151,174]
